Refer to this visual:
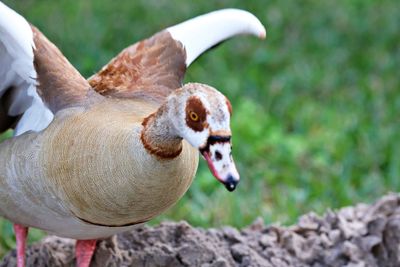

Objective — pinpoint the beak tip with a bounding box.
[225,183,236,192]
[223,175,239,192]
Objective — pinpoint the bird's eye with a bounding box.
[189,111,199,121]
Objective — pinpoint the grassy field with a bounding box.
[1,0,400,257]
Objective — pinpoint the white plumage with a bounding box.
[0,2,53,136]
[168,9,266,66]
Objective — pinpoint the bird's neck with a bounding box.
[141,104,183,159]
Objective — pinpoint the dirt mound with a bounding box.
[2,193,400,267]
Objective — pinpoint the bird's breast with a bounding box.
[41,103,199,227]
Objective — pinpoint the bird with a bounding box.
[0,2,265,267]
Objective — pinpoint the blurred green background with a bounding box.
[1,0,400,257]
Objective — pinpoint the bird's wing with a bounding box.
[0,2,92,136]
[89,31,186,103]
[89,9,266,103]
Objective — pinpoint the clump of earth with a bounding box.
[2,193,400,267]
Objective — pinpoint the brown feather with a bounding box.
[141,111,183,159]
[89,31,186,103]
[31,26,93,113]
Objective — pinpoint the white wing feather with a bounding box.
[0,2,53,136]
[167,9,266,66]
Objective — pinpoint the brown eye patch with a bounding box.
[185,96,207,131]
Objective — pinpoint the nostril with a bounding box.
[215,150,223,161]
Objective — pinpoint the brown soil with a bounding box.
[2,193,400,267]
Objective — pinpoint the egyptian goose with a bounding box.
[0,2,265,267]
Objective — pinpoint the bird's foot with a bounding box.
[13,224,28,267]
[76,239,97,267]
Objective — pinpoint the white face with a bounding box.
[170,85,230,145]
[168,83,240,191]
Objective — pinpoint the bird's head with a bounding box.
[167,83,240,191]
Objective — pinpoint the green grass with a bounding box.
[1,0,400,257]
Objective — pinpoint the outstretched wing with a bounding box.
[89,9,266,103]
[0,2,92,136]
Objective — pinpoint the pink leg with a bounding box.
[13,224,28,267]
[76,239,97,267]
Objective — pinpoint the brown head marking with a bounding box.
[225,97,233,116]
[185,96,208,132]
